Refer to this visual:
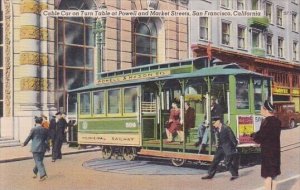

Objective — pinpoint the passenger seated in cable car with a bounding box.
[183,102,196,141]
[165,100,184,143]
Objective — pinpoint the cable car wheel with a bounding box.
[101,146,112,159]
[122,147,137,161]
[171,158,185,167]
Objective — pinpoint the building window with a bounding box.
[220,0,231,8]
[237,0,244,10]
[293,41,299,61]
[252,0,259,10]
[0,1,3,117]
[292,13,297,32]
[252,30,261,48]
[56,0,95,112]
[133,17,157,66]
[265,2,272,23]
[266,34,273,55]
[278,37,284,58]
[237,26,246,49]
[221,21,231,45]
[199,17,208,40]
[276,7,283,26]
[269,70,289,86]
[292,75,300,88]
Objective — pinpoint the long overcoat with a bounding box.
[253,116,281,178]
[184,107,196,129]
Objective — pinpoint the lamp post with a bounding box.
[93,3,107,79]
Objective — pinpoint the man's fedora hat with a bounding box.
[55,111,62,115]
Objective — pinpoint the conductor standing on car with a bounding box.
[52,112,68,162]
[202,116,239,181]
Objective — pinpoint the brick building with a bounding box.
[0,0,189,141]
[190,0,300,111]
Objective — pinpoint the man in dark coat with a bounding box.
[184,102,196,139]
[251,100,281,190]
[202,116,239,181]
[22,117,49,181]
[48,115,56,161]
[52,112,68,162]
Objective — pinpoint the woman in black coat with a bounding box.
[251,100,281,190]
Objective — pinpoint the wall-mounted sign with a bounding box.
[272,86,290,95]
[97,70,171,84]
[292,89,300,96]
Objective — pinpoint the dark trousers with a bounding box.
[208,148,239,177]
[33,152,46,177]
[52,138,63,160]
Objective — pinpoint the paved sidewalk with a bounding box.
[0,144,101,163]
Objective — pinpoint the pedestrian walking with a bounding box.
[251,100,281,190]
[51,112,68,162]
[201,116,239,181]
[22,116,49,181]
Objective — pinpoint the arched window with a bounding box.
[0,1,3,117]
[134,17,157,66]
[56,0,95,112]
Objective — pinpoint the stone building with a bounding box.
[190,0,300,111]
[0,0,189,141]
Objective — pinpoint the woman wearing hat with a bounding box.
[251,100,281,190]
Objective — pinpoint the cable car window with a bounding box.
[108,89,120,114]
[80,92,90,115]
[93,91,105,114]
[236,78,249,109]
[254,79,262,110]
[68,93,77,114]
[124,87,138,113]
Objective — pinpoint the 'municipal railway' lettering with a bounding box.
[112,137,134,141]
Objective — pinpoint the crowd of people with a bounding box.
[22,112,69,181]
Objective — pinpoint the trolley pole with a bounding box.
[93,3,107,79]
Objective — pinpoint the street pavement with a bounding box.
[0,144,101,163]
[0,126,299,190]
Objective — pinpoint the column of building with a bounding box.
[11,0,54,141]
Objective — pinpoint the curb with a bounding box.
[0,148,101,164]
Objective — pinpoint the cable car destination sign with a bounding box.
[97,70,171,84]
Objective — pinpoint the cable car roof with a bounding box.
[69,63,269,93]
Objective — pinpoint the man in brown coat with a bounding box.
[251,100,281,190]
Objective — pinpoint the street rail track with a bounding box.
[281,141,300,152]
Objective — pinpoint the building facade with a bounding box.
[0,0,189,141]
[190,0,300,111]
